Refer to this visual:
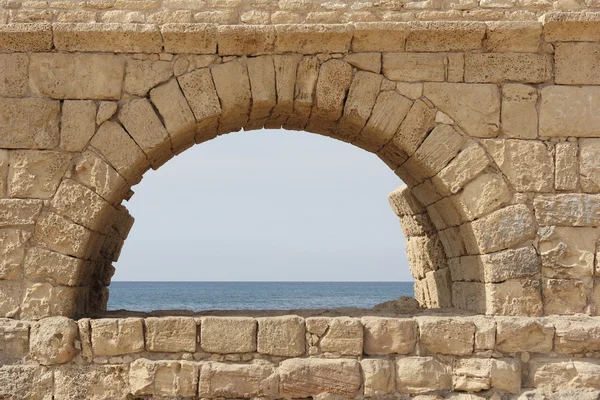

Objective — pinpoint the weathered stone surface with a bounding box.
[0,365,53,400]
[0,199,42,227]
[539,227,599,279]
[178,68,222,138]
[418,317,475,356]
[124,59,173,97]
[553,317,600,354]
[358,91,412,151]
[71,150,130,206]
[247,55,276,127]
[344,52,381,74]
[388,185,426,216]
[130,359,198,398]
[257,315,305,357]
[90,318,144,356]
[555,42,600,85]
[453,358,491,392]
[555,142,578,191]
[218,25,275,55]
[396,356,452,394]
[383,53,445,82]
[534,194,600,227]
[528,359,600,391]
[30,317,79,365]
[267,54,301,127]
[284,56,319,130]
[96,101,118,125]
[338,71,382,138]
[352,23,408,52]
[543,278,589,315]
[0,319,29,363]
[0,150,7,198]
[318,317,363,356]
[60,100,97,152]
[501,84,538,139]
[201,317,257,353]
[8,151,71,199]
[199,362,279,398]
[579,138,600,192]
[24,247,88,287]
[465,53,551,83]
[0,280,20,318]
[307,59,353,131]
[32,210,99,259]
[30,53,124,100]
[455,172,511,220]
[53,364,130,400]
[211,60,252,134]
[361,359,395,396]
[486,279,544,316]
[145,317,197,353]
[162,23,216,54]
[0,23,52,52]
[279,358,361,398]
[0,98,60,150]
[485,21,542,52]
[274,25,352,54]
[540,86,600,137]
[406,235,447,279]
[0,54,28,97]
[406,22,486,52]
[424,83,500,138]
[362,317,416,355]
[482,246,540,283]
[496,317,554,352]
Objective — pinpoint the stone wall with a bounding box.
[3,314,600,399]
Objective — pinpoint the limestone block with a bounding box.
[455,173,511,220]
[485,21,542,52]
[463,204,536,254]
[486,279,543,316]
[452,281,486,313]
[554,317,600,354]
[396,83,423,100]
[362,317,416,355]
[501,84,538,139]
[53,364,129,400]
[267,54,301,127]
[543,12,600,42]
[496,317,553,352]
[492,358,521,393]
[306,317,329,336]
[579,138,600,192]
[0,23,52,52]
[24,247,88,287]
[481,245,540,283]
[382,53,445,82]
[0,200,42,228]
[257,315,305,357]
[150,79,197,153]
[284,56,319,130]
[0,319,29,363]
[358,91,412,152]
[51,179,115,234]
[406,235,446,279]
[53,22,162,53]
[0,150,7,198]
[344,53,381,74]
[60,100,97,152]
[388,185,425,216]
[90,318,145,356]
[539,86,600,137]
[399,213,436,237]
[543,278,589,315]
[539,226,599,279]
[424,83,500,138]
[453,358,491,392]
[130,359,199,398]
[469,316,495,350]
[124,59,173,97]
[32,211,100,259]
[0,365,53,400]
[410,179,442,207]
[30,317,79,365]
[119,99,173,169]
[555,42,600,85]
[201,317,257,353]
[211,60,252,134]
[71,150,130,206]
[361,359,395,397]
[96,101,117,125]
[91,121,150,185]
[528,359,600,391]
[162,23,216,54]
[279,358,361,398]
[395,356,452,394]
[406,21,486,52]
[402,124,466,182]
[0,281,20,318]
[555,142,578,191]
[274,25,352,54]
[425,268,453,308]
[199,362,279,398]
[534,194,600,227]
[307,59,353,132]
[247,56,276,126]
[0,98,60,149]
[449,256,484,283]
[418,317,475,356]
[427,196,464,229]
[30,53,124,100]
[145,317,197,353]
[352,22,408,52]
[338,71,382,139]
[77,318,92,362]
[464,53,551,83]
[435,226,466,258]
[8,151,71,199]
[178,68,222,139]
[0,54,28,97]
[318,317,363,356]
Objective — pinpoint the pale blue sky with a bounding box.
[113,128,411,282]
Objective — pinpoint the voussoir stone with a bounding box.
[145,317,197,353]
[257,315,305,357]
[30,317,79,365]
[201,317,256,353]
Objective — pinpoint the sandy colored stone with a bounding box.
[555,142,578,191]
[0,319,29,363]
[0,281,20,318]
[124,59,173,96]
[396,82,423,100]
[543,278,589,315]
[338,71,382,139]
[267,54,301,127]
[406,21,486,52]
[383,53,445,82]
[453,358,491,392]
[71,150,130,206]
[496,317,553,352]
[91,121,150,185]
[362,317,416,355]
[455,172,511,220]
[201,317,257,353]
[424,83,500,138]
[480,245,540,283]
[90,318,144,356]
[96,101,118,125]
[352,23,408,52]
[395,356,452,394]
[553,317,600,354]
[555,42,600,85]
[406,235,446,279]
[0,54,28,97]
[0,98,60,150]
[579,138,600,192]
[388,185,425,217]
[162,23,216,53]
[418,317,475,356]
[30,317,79,365]
[0,23,52,52]
[540,86,600,137]
[8,151,71,199]
[0,199,42,228]
[465,53,551,83]
[534,194,600,227]
[539,226,599,280]
[274,24,352,54]
[178,68,222,132]
[150,79,197,153]
[486,279,543,316]
[361,359,395,396]
[344,52,381,73]
[284,56,319,130]
[0,150,7,198]
[485,21,542,52]
[318,317,363,356]
[218,25,275,56]
[32,211,99,259]
[24,247,88,287]
[501,84,538,139]
[30,53,124,100]
[145,317,197,353]
[130,359,199,397]
[211,60,252,134]
[358,91,412,152]
[247,55,277,127]
[199,362,279,398]
[60,100,97,152]
[452,281,486,313]
[53,364,129,400]
[257,315,305,357]
[279,358,361,398]
[0,365,53,400]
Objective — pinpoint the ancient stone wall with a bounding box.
[4,314,600,399]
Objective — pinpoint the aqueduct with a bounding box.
[2,1,600,398]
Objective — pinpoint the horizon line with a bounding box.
[111,280,414,283]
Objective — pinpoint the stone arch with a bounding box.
[10,52,540,320]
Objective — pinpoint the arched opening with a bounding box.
[107,128,412,312]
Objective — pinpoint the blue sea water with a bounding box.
[107,281,414,312]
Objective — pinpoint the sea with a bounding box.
[106,281,414,312]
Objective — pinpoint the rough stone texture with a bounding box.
[145,317,196,353]
[130,359,198,398]
[362,317,416,355]
[90,318,144,357]
[540,86,600,137]
[279,358,361,398]
[53,365,130,400]
[199,362,279,398]
[396,356,452,394]
[30,317,79,365]
[257,315,305,357]
[0,98,60,150]
[201,317,257,353]
[319,317,364,356]
[8,150,72,199]
[496,317,554,352]
[418,317,475,356]
[361,359,395,397]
